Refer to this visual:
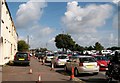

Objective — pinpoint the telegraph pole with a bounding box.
[27,35,30,49]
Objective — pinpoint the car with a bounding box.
[64,55,99,76]
[14,52,30,66]
[51,54,69,67]
[36,52,45,61]
[94,56,110,71]
[45,53,54,62]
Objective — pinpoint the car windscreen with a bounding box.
[80,57,96,63]
[58,56,68,59]
[95,56,108,60]
[16,53,28,58]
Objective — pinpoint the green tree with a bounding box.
[55,34,75,52]
[94,42,104,51]
[107,46,120,51]
[18,40,29,51]
[87,46,94,51]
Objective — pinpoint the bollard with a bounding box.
[37,74,42,83]
[50,63,54,71]
[28,68,33,74]
[70,67,74,80]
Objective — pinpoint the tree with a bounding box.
[55,34,75,52]
[94,42,104,51]
[87,46,94,51]
[107,46,120,51]
[18,40,29,51]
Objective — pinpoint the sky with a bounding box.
[6,0,119,51]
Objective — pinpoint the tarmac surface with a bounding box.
[2,57,84,83]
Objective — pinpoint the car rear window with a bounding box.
[58,56,67,59]
[16,53,28,58]
[95,56,108,60]
[80,57,96,63]
[47,54,54,56]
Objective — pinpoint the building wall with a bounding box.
[0,0,18,65]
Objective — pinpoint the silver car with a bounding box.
[64,55,99,76]
[51,54,69,67]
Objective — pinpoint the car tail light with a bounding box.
[97,63,99,66]
[79,63,83,66]
[57,58,59,61]
[14,54,16,60]
[28,54,30,61]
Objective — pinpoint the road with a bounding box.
[2,57,80,83]
[45,62,119,83]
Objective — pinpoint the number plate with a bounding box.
[19,58,25,60]
[86,65,94,68]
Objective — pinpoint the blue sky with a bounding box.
[7,0,118,51]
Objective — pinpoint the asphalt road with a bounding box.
[2,57,75,83]
[2,57,119,83]
[45,63,119,83]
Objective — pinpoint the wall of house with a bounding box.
[0,0,18,65]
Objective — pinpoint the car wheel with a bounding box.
[105,73,112,83]
[94,72,98,75]
[54,63,57,68]
[64,65,68,72]
[74,68,79,77]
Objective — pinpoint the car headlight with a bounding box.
[100,64,105,66]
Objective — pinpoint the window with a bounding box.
[6,26,8,29]
[6,11,8,14]
[2,2,4,5]
[2,20,4,23]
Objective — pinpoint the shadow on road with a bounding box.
[81,78,118,83]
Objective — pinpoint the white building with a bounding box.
[0,0,18,65]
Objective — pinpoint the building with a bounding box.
[0,0,18,65]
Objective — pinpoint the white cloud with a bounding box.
[62,1,113,34]
[62,1,117,48]
[113,13,118,28]
[112,0,120,4]
[16,0,47,28]
[16,0,57,50]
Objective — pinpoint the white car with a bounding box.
[45,54,54,62]
[52,54,69,67]
[64,55,99,76]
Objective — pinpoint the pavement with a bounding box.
[2,57,85,83]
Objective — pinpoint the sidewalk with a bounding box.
[2,57,84,83]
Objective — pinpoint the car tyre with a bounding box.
[74,68,79,77]
[93,72,98,75]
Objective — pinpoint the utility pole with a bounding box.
[27,35,29,48]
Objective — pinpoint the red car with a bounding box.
[94,56,110,71]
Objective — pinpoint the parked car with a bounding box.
[14,52,30,66]
[94,56,110,71]
[45,53,54,62]
[51,54,69,67]
[64,56,99,76]
[36,52,45,61]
